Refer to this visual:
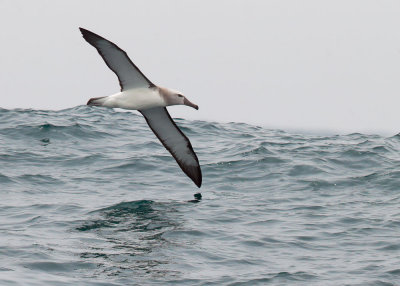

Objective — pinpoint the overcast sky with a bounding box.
[1,0,400,134]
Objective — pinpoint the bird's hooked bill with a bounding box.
[184,98,199,110]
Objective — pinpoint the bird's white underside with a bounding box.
[102,88,166,110]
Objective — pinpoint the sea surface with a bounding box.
[1,106,400,285]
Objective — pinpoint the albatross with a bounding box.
[79,28,202,188]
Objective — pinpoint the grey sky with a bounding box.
[1,0,400,134]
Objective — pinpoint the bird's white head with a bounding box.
[159,87,199,110]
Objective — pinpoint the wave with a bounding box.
[2,106,400,285]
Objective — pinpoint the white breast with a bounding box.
[103,88,166,110]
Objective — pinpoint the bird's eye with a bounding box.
[177,94,183,98]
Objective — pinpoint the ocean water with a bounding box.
[1,106,400,285]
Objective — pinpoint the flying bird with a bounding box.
[79,28,202,188]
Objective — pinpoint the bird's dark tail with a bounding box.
[87,96,107,106]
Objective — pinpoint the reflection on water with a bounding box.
[76,200,183,280]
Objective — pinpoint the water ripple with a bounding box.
[1,107,400,285]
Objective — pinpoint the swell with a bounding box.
[3,107,400,285]
[2,107,400,184]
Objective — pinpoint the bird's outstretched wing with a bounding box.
[140,107,202,187]
[79,27,154,91]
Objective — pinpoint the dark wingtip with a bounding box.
[195,180,202,188]
[79,27,88,36]
[79,27,90,34]
[192,167,202,188]
[79,27,91,42]
[193,179,202,188]
[184,164,202,188]
[79,27,103,43]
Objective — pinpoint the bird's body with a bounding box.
[79,28,202,188]
[91,88,165,110]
